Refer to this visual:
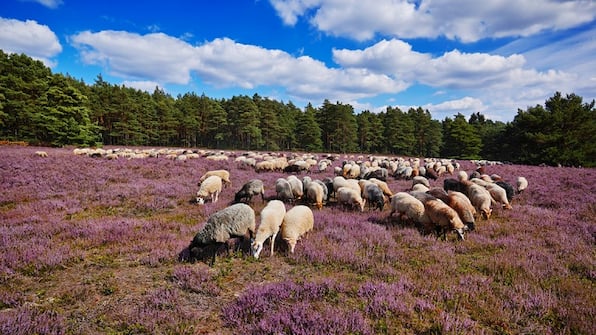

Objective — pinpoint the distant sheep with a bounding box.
[251,200,286,259]
[188,203,256,265]
[336,186,366,212]
[516,176,528,194]
[199,170,231,188]
[281,205,314,253]
[234,179,265,204]
[35,151,48,158]
[196,175,223,205]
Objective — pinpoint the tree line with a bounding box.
[1,50,594,167]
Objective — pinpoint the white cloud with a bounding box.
[24,0,63,9]
[70,31,408,103]
[0,18,62,67]
[269,0,596,42]
[421,97,487,120]
[121,80,162,93]
[71,31,200,84]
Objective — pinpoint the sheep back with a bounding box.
[281,205,314,253]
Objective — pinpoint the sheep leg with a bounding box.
[269,232,278,256]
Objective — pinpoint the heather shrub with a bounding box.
[1,147,594,334]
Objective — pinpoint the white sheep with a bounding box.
[516,176,528,194]
[251,200,287,259]
[336,186,366,212]
[389,192,429,225]
[287,175,304,200]
[305,181,325,210]
[412,176,430,188]
[188,203,256,265]
[464,181,493,220]
[35,151,48,158]
[333,176,361,194]
[411,183,430,193]
[485,183,513,210]
[457,170,468,182]
[281,205,314,253]
[196,175,223,205]
[199,169,231,188]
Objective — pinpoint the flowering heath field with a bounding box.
[0,146,594,334]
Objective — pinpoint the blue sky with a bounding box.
[1,0,595,121]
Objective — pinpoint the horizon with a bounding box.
[1,0,595,122]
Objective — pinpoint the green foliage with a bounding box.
[441,113,482,159]
[0,51,593,166]
[502,92,595,167]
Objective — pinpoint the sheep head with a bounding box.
[251,241,263,259]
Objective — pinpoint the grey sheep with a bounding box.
[234,179,265,203]
[189,203,256,265]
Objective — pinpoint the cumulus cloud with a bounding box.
[421,97,487,119]
[269,0,595,42]
[70,31,407,103]
[71,31,200,84]
[0,18,62,66]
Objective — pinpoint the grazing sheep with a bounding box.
[198,169,231,188]
[196,175,223,205]
[305,181,325,209]
[457,170,468,182]
[35,151,48,158]
[287,175,304,200]
[363,168,388,181]
[313,179,330,202]
[516,176,528,194]
[364,183,385,211]
[389,192,428,225]
[447,191,477,231]
[412,183,430,192]
[424,199,467,240]
[251,200,286,259]
[464,181,493,220]
[336,186,366,212]
[427,187,449,202]
[443,178,467,194]
[281,205,314,253]
[189,203,256,265]
[495,181,515,203]
[486,183,513,209]
[275,178,295,203]
[333,176,361,194]
[412,176,431,189]
[368,178,393,197]
[234,179,265,204]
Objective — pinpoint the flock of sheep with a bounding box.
[63,147,529,265]
[188,152,529,265]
